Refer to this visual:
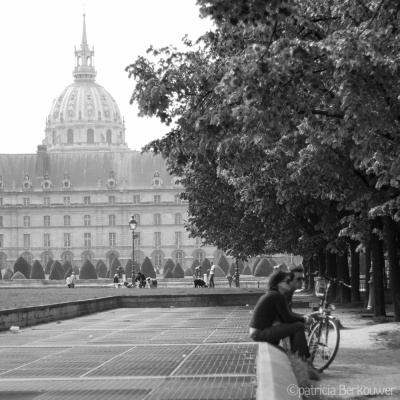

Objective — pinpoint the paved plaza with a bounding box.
[0,306,258,399]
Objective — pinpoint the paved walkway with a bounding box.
[0,306,258,399]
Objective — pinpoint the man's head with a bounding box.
[289,265,304,291]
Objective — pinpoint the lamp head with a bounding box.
[129,215,137,230]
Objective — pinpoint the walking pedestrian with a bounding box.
[208,262,216,288]
[70,271,77,288]
[66,274,72,288]
[227,273,233,287]
[113,274,119,288]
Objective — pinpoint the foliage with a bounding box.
[105,268,111,279]
[201,258,211,272]
[190,258,200,273]
[96,259,104,273]
[97,261,107,278]
[242,265,252,275]
[11,271,26,280]
[164,258,176,273]
[3,269,13,280]
[80,260,98,280]
[45,258,53,275]
[49,261,64,280]
[111,258,122,277]
[0,266,2,279]
[254,258,274,277]
[64,266,73,280]
[280,262,289,272]
[214,265,226,277]
[141,257,156,279]
[124,259,133,279]
[30,260,45,280]
[133,261,140,275]
[236,259,245,274]
[217,254,230,274]
[185,267,194,276]
[62,261,72,274]
[268,258,277,267]
[164,268,174,278]
[14,257,30,280]
[229,262,236,276]
[252,257,261,274]
[73,265,80,276]
[172,262,185,278]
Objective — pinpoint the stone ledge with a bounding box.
[257,342,298,400]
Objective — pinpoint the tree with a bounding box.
[190,258,200,273]
[49,261,64,280]
[96,260,107,278]
[3,269,13,280]
[133,261,140,275]
[45,258,53,275]
[110,258,122,277]
[217,254,230,274]
[80,260,98,279]
[185,267,194,277]
[280,262,288,272]
[73,265,80,276]
[105,268,111,279]
[64,266,73,280]
[13,257,30,280]
[242,265,252,275]
[214,265,226,277]
[124,259,133,279]
[252,258,261,274]
[11,271,26,280]
[141,257,156,279]
[62,261,72,275]
[172,262,185,278]
[96,259,104,274]
[30,260,45,280]
[254,258,274,277]
[164,259,175,274]
[164,268,174,278]
[201,258,211,273]
[128,0,400,317]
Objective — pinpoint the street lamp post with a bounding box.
[129,215,137,285]
[235,259,240,288]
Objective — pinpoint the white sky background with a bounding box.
[0,0,214,154]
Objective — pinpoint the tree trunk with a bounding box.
[364,241,371,309]
[349,239,361,303]
[309,257,316,290]
[371,218,386,317]
[336,250,351,304]
[317,250,326,276]
[326,251,337,300]
[303,258,310,290]
[383,216,400,322]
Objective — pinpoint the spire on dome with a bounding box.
[82,13,88,47]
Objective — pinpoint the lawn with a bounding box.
[0,287,264,311]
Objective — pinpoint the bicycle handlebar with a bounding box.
[321,276,351,288]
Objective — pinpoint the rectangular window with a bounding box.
[43,197,50,206]
[64,233,71,247]
[23,198,30,206]
[154,213,161,225]
[175,213,182,225]
[154,195,161,204]
[64,215,71,226]
[175,232,182,246]
[108,196,115,205]
[23,216,30,227]
[154,232,161,247]
[84,233,91,248]
[64,197,70,205]
[0,216,2,227]
[44,234,50,247]
[134,214,140,226]
[133,195,140,204]
[84,196,91,205]
[0,234,3,248]
[134,232,141,247]
[109,214,116,226]
[44,216,51,227]
[24,234,30,248]
[84,215,91,226]
[109,232,116,247]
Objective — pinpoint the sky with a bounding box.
[0,0,214,153]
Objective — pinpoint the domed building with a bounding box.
[0,15,223,275]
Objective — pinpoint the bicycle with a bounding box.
[307,275,351,371]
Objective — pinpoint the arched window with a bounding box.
[153,252,162,269]
[154,213,161,225]
[22,252,33,265]
[195,251,204,263]
[109,214,115,226]
[44,215,50,226]
[83,252,92,262]
[62,252,73,263]
[84,215,91,226]
[87,129,94,143]
[42,252,53,266]
[86,56,92,66]
[106,129,112,143]
[174,251,183,266]
[67,129,74,144]
[108,252,118,268]
[64,215,70,226]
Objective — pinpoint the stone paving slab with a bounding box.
[0,306,258,400]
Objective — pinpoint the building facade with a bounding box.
[0,15,222,273]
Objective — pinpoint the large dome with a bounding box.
[43,15,128,152]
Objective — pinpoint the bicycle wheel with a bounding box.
[307,318,340,371]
